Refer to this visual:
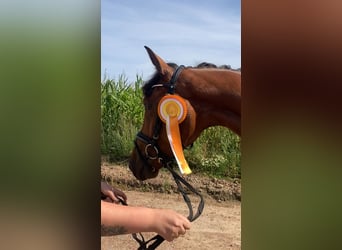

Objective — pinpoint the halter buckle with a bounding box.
[144,144,159,160]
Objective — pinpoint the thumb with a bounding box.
[183,218,191,230]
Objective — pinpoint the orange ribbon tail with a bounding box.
[166,115,192,175]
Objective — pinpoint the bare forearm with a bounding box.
[101,201,157,236]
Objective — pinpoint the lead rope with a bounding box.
[165,163,205,222]
[124,163,205,250]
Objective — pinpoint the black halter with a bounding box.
[131,65,205,250]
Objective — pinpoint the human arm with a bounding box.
[101,200,191,241]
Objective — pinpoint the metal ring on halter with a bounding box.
[145,144,159,160]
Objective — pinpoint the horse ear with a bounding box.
[144,46,171,76]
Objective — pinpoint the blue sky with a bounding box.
[101,0,240,82]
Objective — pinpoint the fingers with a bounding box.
[173,214,191,239]
[104,192,116,202]
[168,220,190,241]
[166,228,187,242]
[183,218,191,230]
[107,190,127,204]
[176,213,191,230]
[102,193,120,204]
[165,232,180,242]
[116,192,127,202]
[112,188,127,202]
[178,229,186,237]
[118,190,127,200]
[101,182,128,203]
[155,209,192,242]
[103,197,115,203]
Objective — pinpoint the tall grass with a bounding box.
[184,127,241,178]
[101,75,144,161]
[101,75,241,179]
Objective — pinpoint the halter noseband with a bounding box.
[134,65,185,172]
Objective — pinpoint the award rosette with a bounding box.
[158,95,192,175]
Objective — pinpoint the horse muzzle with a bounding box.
[128,149,160,181]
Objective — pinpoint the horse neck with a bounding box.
[179,69,241,137]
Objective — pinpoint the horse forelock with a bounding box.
[142,62,178,97]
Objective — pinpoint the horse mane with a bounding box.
[143,62,240,97]
[197,62,241,72]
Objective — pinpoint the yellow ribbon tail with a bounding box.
[166,115,192,175]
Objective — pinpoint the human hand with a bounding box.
[101,181,127,204]
[153,209,191,242]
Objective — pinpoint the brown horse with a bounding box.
[129,46,241,181]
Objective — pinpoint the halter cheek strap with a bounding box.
[168,65,185,94]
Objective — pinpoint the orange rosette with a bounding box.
[158,95,192,175]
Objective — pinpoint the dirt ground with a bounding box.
[101,163,241,250]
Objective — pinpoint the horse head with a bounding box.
[129,46,241,181]
[129,46,197,181]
